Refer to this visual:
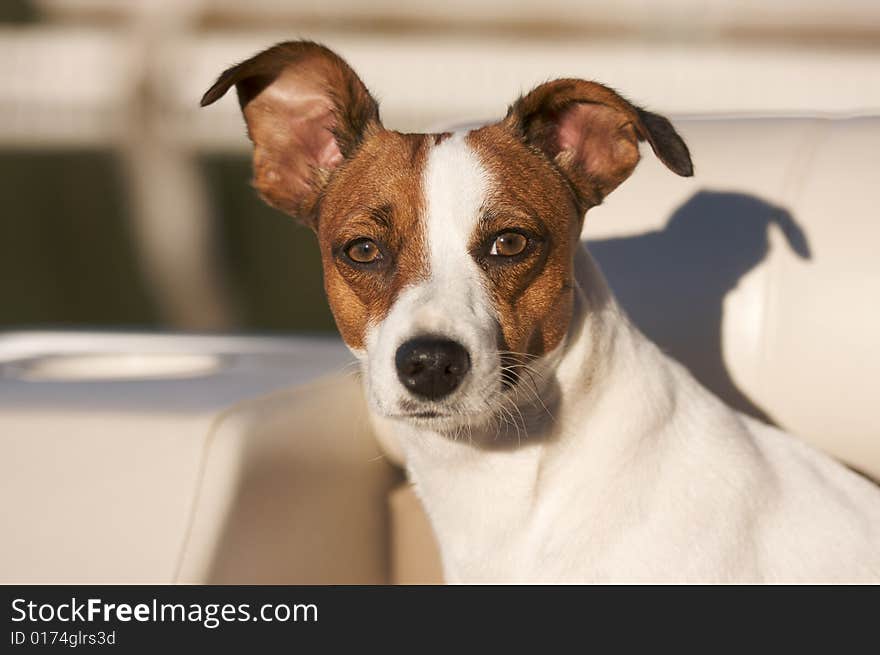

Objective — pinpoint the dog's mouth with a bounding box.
[394,398,445,417]
[402,411,443,420]
[388,409,456,425]
[386,392,511,432]
[384,405,477,429]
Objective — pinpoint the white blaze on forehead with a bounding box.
[423,133,489,289]
[407,130,497,365]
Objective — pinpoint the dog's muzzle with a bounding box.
[395,336,471,400]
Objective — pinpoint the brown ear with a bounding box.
[505,79,692,208]
[201,41,381,227]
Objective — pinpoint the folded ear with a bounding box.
[201,41,381,227]
[505,79,692,208]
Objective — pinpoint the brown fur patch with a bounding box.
[467,125,583,359]
[200,41,381,226]
[505,78,693,209]
[317,130,432,349]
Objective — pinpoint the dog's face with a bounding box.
[202,42,692,431]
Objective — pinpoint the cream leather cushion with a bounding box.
[0,334,375,584]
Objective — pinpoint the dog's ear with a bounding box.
[201,41,381,227]
[505,79,692,208]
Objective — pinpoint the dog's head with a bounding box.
[202,41,692,432]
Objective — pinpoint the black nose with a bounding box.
[395,337,471,400]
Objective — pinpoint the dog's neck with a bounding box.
[375,244,683,581]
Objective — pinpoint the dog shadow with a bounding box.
[588,190,811,425]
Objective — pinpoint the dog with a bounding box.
[202,41,880,583]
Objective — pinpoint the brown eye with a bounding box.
[345,238,381,264]
[490,232,528,257]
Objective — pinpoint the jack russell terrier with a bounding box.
[203,41,880,583]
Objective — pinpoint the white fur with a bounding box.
[367,136,880,583]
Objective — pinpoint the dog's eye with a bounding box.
[345,238,382,264]
[490,232,528,257]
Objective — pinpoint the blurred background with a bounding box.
[2,0,879,335]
